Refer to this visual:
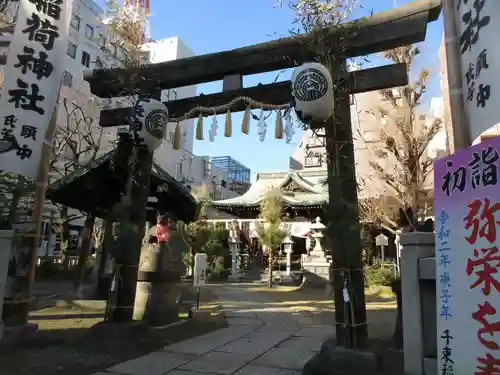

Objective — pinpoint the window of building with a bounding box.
[81,51,91,67]
[304,154,322,167]
[221,180,227,188]
[85,24,94,39]
[62,71,73,87]
[176,163,183,180]
[70,15,80,30]
[67,42,77,58]
[95,58,103,69]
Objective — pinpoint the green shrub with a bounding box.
[364,262,395,288]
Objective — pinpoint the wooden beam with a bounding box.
[99,63,407,127]
[86,0,440,97]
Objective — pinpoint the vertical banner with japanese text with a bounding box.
[435,135,500,375]
[453,0,500,141]
[0,0,72,178]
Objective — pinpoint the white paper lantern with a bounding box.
[291,62,334,126]
[132,98,168,151]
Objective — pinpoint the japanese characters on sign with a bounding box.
[454,0,500,141]
[435,136,500,375]
[0,0,71,178]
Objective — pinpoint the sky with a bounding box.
[106,0,445,178]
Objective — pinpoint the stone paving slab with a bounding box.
[166,371,218,375]
[108,351,196,375]
[223,311,255,318]
[251,347,318,370]
[293,325,336,338]
[214,329,294,356]
[164,327,256,355]
[178,351,256,375]
[233,365,302,375]
[226,317,263,326]
[276,336,325,352]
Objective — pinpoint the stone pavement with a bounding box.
[95,283,335,375]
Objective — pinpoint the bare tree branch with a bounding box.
[356,44,445,230]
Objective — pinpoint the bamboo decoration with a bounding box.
[241,105,250,135]
[275,110,284,139]
[173,122,181,150]
[195,114,204,140]
[224,108,232,137]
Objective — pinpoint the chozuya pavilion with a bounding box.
[210,168,331,283]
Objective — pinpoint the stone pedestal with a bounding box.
[0,230,13,342]
[302,218,331,286]
[400,232,436,375]
[282,235,294,276]
[228,238,241,282]
[133,233,185,326]
[285,249,292,276]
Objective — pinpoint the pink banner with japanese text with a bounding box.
[435,136,500,375]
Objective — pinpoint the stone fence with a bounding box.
[400,232,437,375]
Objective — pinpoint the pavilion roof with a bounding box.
[46,149,199,223]
[213,169,328,209]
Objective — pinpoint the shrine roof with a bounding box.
[213,169,328,208]
[46,149,199,223]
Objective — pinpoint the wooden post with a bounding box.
[21,101,60,322]
[108,144,153,322]
[74,214,96,292]
[325,59,367,348]
[442,0,471,149]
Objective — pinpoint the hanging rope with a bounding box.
[169,96,290,123]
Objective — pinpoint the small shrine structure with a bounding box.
[46,141,198,223]
[212,169,327,219]
[209,169,329,280]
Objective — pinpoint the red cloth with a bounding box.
[156,224,169,243]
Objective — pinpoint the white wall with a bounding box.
[144,37,237,199]
[64,0,112,88]
[145,37,196,156]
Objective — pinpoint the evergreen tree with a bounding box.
[255,190,288,288]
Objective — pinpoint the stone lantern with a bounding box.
[309,217,326,258]
[302,217,330,286]
[228,221,241,282]
[282,235,294,276]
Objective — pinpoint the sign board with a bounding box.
[193,253,208,287]
[375,234,388,247]
[434,136,500,375]
[0,0,72,178]
[451,1,500,141]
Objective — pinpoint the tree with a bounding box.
[255,190,288,288]
[178,184,213,276]
[50,91,106,275]
[358,45,443,232]
[98,0,162,322]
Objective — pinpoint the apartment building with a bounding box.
[1,0,244,225]
[290,88,445,201]
[58,0,238,200]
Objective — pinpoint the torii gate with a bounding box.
[85,0,442,348]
